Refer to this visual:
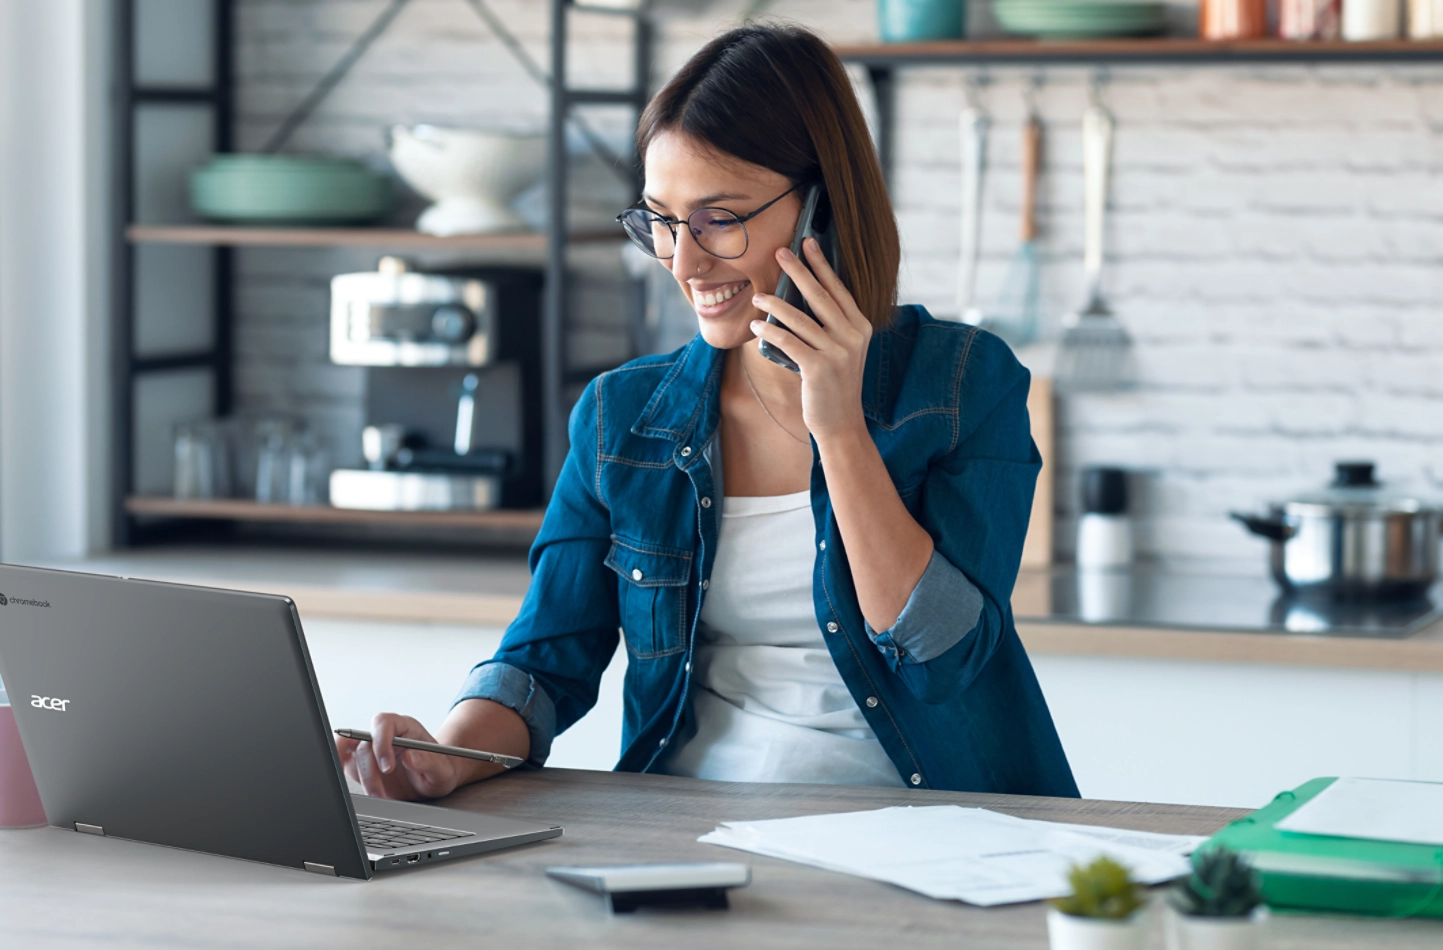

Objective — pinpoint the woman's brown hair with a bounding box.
[637,24,901,329]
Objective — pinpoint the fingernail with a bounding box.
[752,294,765,304]
[379,756,391,772]
[750,320,764,330]
[806,236,818,248]
[778,247,794,261]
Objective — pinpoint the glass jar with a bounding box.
[1200,0,1269,39]
[1409,0,1443,36]
[1280,0,1343,37]
[1342,0,1402,39]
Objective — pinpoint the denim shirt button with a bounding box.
[910,773,922,786]
[659,737,669,748]
[826,621,838,633]
[819,540,826,551]
[701,578,709,590]
[631,568,644,581]
[685,661,693,673]
[865,696,878,708]
[680,446,692,457]
[700,497,712,508]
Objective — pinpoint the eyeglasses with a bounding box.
[616,183,801,261]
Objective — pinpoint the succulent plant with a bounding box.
[1169,847,1262,918]
[1050,856,1146,920]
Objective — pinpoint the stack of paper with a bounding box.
[699,805,1202,906]
[1274,777,1443,847]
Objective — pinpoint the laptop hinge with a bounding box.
[75,823,105,836]
[304,862,337,876]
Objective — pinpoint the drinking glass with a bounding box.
[173,420,231,500]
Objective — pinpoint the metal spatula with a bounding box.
[1055,101,1133,393]
[957,105,990,325]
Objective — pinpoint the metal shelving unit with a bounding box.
[113,0,650,548]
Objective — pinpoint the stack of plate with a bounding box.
[992,0,1166,38]
[190,155,392,224]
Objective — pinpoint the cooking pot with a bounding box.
[1232,462,1442,601]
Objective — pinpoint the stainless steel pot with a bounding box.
[1232,462,1442,601]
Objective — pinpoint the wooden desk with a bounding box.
[0,769,1439,948]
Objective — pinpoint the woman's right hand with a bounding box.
[335,700,530,801]
[336,713,464,801]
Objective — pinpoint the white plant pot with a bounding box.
[1046,907,1149,950]
[388,125,545,235]
[1163,906,1267,950]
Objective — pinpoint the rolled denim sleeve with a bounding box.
[453,661,558,768]
[863,550,985,665]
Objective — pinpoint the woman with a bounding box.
[340,23,1077,799]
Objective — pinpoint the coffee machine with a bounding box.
[327,257,543,510]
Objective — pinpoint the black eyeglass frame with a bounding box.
[615,182,804,261]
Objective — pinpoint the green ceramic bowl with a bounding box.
[992,0,1166,38]
[190,155,392,224]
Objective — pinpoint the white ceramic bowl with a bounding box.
[388,125,546,235]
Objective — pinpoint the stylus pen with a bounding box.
[335,728,524,770]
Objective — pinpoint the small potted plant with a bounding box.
[1047,856,1149,950]
[1165,847,1266,950]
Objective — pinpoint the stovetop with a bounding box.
[1016,569,1443,639]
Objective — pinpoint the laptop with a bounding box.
[0,563,561,880]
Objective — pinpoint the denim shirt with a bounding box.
[456,305,1079,797]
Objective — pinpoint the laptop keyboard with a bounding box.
[355,815,472,853]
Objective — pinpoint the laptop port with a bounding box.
[407,854,420,864]
[426,852,435,860]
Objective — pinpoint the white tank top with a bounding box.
[662,491,904,787]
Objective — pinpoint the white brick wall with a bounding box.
[235,1,1443,571]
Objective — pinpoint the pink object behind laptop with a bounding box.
[0,694,47,828]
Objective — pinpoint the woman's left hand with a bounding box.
[749,237,873,440]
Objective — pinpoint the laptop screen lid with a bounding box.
[0,564,371,879]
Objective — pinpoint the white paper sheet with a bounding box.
[699,805,1195,906]
[1044,821,1207,857]
[1274,777,1443,846]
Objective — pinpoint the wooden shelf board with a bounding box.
[125,496,545,532]
[125,224,623,250]
[836,37,1443,66]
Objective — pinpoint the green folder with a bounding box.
[1201,777,1443,919]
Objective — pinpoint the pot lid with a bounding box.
[1281,462,1441,515]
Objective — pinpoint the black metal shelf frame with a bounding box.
[544,0,652,485]
[112,0,235,547]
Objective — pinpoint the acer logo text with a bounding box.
[31,696,70,711]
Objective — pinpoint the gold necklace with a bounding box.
[740,356,810,447]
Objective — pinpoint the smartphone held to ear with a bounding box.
[759,183,842,374]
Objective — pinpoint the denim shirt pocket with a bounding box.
[604,536,692,659]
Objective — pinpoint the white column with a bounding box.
[0,0,113,561]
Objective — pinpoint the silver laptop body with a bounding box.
[0,564,560,880]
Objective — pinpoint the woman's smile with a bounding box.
[690,278,752,317]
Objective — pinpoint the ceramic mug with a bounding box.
[879,0,966,42]
[0,692,48,828]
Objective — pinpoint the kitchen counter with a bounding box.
[38,549,1443,673]
[1012,569,1443,674]
[3,768,1440,949]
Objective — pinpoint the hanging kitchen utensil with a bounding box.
[1056,87,1133,392]
[984,88,1042,348]
[957,97,990,325]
